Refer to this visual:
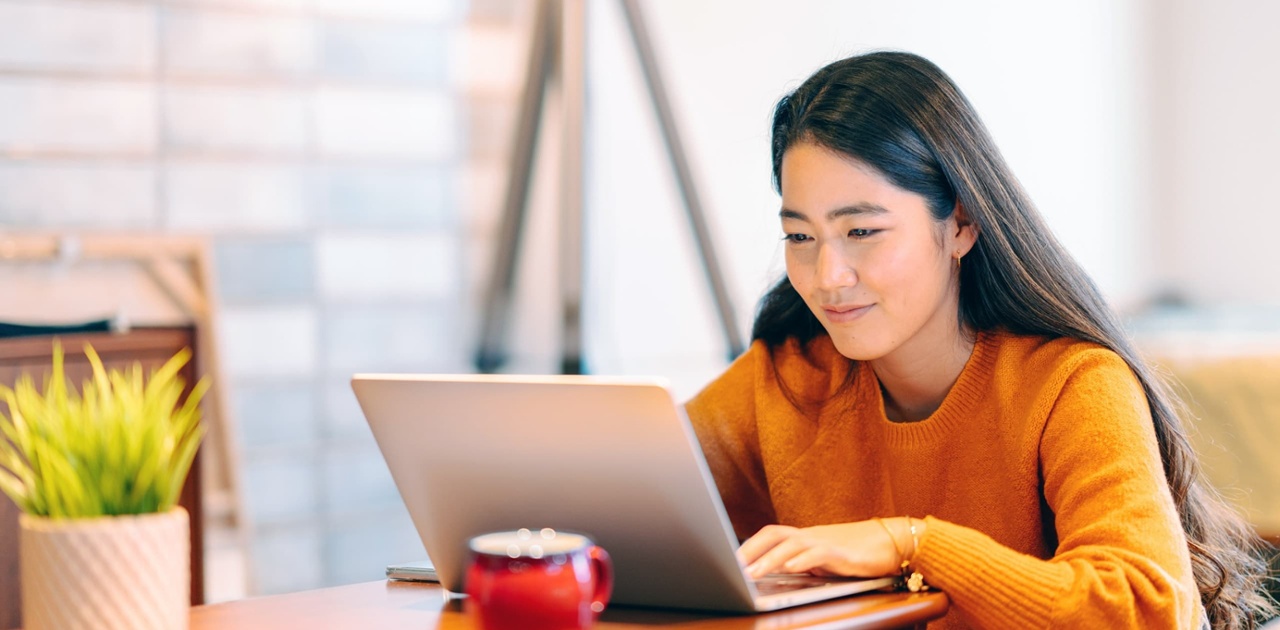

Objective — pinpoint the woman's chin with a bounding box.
[828,335,889,362]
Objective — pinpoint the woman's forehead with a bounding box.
[780,143,925,219]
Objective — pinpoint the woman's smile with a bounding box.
[822,303,874,323]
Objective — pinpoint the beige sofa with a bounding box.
[1140,329,1280,614]
[1163,354,1280,543]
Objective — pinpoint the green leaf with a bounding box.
[0,468,32,513]
[0,342,207,518]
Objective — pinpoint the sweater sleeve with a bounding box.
[684,341,777,542]
[914,349,1199,629]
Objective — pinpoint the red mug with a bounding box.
[464,528,613,630]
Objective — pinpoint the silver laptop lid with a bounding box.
[351,373,759,612]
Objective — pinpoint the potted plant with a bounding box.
[0,341,207,630]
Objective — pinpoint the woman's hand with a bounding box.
[737,519,911,579]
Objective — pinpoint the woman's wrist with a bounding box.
[902,517,930,592]
[904,516,926,568]
[874,517,907,573]
[876,516,930,591]
[891,517,913,566]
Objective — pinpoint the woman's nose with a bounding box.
[815,242,856,291]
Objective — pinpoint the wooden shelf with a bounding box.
[0,327,206,629]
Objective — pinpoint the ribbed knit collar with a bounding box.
[859,329,1001,446]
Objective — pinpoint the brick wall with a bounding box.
[0,0,472,595]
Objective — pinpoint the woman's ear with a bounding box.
[953,201,978,257]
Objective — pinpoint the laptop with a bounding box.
[350,373,897,612]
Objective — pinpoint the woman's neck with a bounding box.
[871,325,976,423]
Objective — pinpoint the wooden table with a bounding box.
[190,580,949,629]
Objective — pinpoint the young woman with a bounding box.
[685,51,1274,629]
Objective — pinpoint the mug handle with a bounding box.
[588,545,614,616]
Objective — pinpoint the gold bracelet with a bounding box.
[873,517,906,570]
[904,517,929,593]
[906,517,919,561]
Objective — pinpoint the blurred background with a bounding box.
[0,0,1276,604]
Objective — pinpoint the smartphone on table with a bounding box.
[385,559,439,583]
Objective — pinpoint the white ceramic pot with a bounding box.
[19,507,190,630]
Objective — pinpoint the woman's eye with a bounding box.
[783,233,811,244]
[849,228,878,239]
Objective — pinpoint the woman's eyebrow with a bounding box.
[779,203,890,221]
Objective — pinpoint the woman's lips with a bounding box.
[823,304,873,323]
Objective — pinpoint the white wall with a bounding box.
[477,0,1280,398]
[0,0,466,597]
[1148,0,1280,307]
[577,0,1149,397]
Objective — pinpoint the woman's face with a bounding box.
[779,141,975,364]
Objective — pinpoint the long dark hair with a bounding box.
[757,51,1274,628]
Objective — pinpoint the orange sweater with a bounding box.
[685,330,1199,629]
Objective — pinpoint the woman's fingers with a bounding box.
[736,524,799,568]
[745,533,813,578]
[737,521,901,579]
[780,545,847,576]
